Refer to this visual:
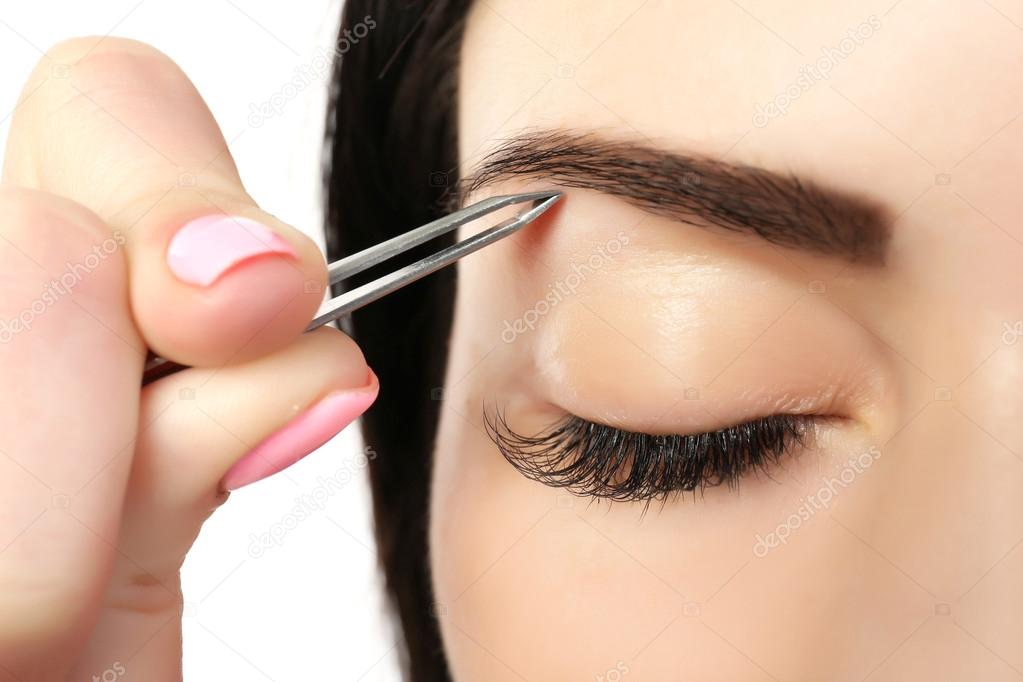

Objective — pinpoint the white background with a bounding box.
[0,2,400,679]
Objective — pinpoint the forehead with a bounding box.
[458,0,1023,214]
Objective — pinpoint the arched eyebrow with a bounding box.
[461,130,892,265]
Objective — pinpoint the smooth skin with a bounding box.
[0,38,370,680]
[430,1,1022,680]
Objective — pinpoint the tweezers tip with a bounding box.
[507,189,563,204]
[534,192,562,215]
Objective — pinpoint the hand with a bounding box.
[0,37,375,681]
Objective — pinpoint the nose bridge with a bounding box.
[931,221,1023,468]
[825,223,1023,673]
[876,184,1023,462]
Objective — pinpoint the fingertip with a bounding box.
[302,326,374,390]
[135,218,327,367]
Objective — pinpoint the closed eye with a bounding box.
[484,410,817,504]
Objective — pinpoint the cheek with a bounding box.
[429,366,884,681]
[430,417,687,680]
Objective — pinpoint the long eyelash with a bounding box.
[484,411,812,503]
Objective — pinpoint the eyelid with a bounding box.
[523,269,891,437]
[485,408,816,503]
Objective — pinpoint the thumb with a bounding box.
[3,37,327,368]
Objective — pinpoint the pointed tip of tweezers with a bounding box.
[487,189,564,213]
[507,189,563,226]
[310,188,565,330]
[507,189,563,204]
[328,189,563,286]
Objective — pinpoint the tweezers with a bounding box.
[142,189,562,385]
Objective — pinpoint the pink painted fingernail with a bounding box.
[167,215,297,286]
[221,381,378,491]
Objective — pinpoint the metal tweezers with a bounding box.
[142,190,562,384]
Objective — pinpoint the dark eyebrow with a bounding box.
[461,130,892,264]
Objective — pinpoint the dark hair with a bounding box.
[323,1,473,679]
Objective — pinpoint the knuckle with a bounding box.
[24,37,163,98]
[24,37,92,87]
[11,37,196,204]
[29,37,183,118]
[21,35,182,127]
[10,37,180,190]
[39,35,101,66]
[53,36,183,95]
[41,35,169,72]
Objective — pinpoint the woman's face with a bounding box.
[429,1,1023,679]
